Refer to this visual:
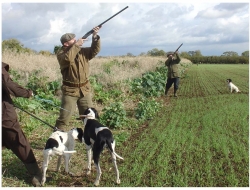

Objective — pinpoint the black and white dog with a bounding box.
[41,128,84,186]
[226,79,240,93]
[80,108,124,186]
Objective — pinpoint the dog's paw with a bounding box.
[68,172,76,176]
[94,180,100,186]
[116,179,121,184]
[86,170,91,175]
[41,178,46,186]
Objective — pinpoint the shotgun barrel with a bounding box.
[82,6,129,39]
[174,43,183,53]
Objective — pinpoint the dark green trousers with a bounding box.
[55,93,93,130]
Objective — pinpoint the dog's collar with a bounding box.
[79,115,95,119]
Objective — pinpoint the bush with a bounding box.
[135,97,162,121]
[130,66,167,97]
[100,102,127,129]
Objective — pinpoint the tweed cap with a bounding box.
[60,33,76,44]
[167,51,174,57]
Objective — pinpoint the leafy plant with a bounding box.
[47,80,61,94]
[130,66,167,97]
[8,69,21,83]
[26,70,49,94]
[90,76,110,104]
[100,102,128,129]
[102,59,120,74]
[135,97,162,121]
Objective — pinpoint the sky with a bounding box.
[1,0,249,56]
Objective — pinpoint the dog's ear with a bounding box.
[92,108,100,119]
[76,128,84,142]
[83,108,89,115]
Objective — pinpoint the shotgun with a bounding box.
[82,6,129,39]
[14,104,56,130]
[174,43,183,54]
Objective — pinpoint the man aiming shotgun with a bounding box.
[54,6,129,131]
[164,43,183,97]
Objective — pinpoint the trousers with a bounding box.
[165,77,180,90]
[55,92,93,130]
[2,119,36,164]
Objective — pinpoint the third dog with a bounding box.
[80,108,124,186]
[226,79,240,93]
[41,128,83,186]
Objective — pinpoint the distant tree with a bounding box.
[180,51,191,59]
[54,45,62,54]
[39,50,51,56]
[241,51,249,57]
[139,52,146,56]
[194,50,202,57]
[147,48,166,56]
[188,51,196,57]
[239,56,248,64]
[126,53,134,57]
[187,50,202,57]
[23,47,35,54]
[222,51,239,56]
[2,38,25,52]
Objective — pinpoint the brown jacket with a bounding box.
[165,53,181,78]
[57,35,101,97]
[2,62,33,146]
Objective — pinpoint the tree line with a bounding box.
[2,38,249,64]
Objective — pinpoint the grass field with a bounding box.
[116,64,249,187]
[2,64,249,187]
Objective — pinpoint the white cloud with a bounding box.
[1,2,249,56]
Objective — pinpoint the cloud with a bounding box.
[1,2,249,56]
[196,3,249,19]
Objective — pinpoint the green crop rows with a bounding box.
[115,64,249,187]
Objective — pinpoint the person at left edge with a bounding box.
[2,62,42,187]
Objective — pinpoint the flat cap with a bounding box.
[167,51,174,57]
[60,33,76,44]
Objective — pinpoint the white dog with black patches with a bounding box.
[80,108,124,186]
[41,128,84,186]
[226,79,240,93]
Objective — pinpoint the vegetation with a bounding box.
[1,43,249,187]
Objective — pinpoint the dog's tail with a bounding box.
[63,150,77,154]
[52,147,76,155]
[106,140,124,160]
[112,151,124,160]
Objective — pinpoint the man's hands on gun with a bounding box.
[76,26,101,46]
[92,26,101,38]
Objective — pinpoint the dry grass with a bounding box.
[2,50,192,86]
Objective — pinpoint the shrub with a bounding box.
[130,66,167,97]
[135,97,162,121]
[100,102,127,129]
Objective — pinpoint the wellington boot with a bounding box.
[165,87,170,96]
[174,89,178,97]
[24,162,42,187]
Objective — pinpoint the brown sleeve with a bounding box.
[2,66,32,98]
[80,35,101,60]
